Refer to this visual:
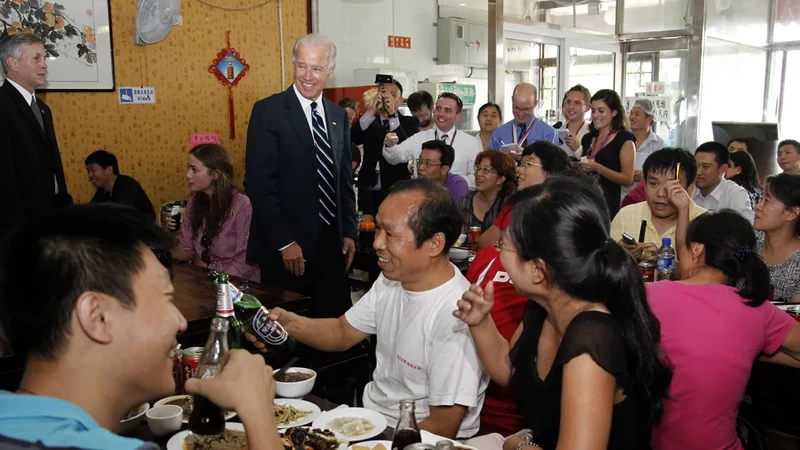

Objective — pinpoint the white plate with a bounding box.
[312,407,388,442]
[274,398,322,429]
[166,422,244,450]
[347,440,392,450]
[155,395,237,424]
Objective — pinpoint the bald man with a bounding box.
[489,83,558,153]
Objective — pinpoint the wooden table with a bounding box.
[170,264,311,348]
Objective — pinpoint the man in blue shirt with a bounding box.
[0,204,283,450]
[489,82,558,153]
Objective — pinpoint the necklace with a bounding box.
[17,387,37,395]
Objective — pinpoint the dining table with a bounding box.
[130,393,396,448]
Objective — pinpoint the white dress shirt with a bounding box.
[691,177,754,223]
[8,77,58,194]
[293,84,325,134]
[556,120,591,157]
[383,126,482,189]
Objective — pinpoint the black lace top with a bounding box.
[509,300,650,450]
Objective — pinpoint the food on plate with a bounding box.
[281,427,342,450]
[124,404,146,420]
[352,445,387,450]
[326,416,375,437]
[276,372,314,383]
[166,396,194,421]
[183,429,247,450]
[274,403,312,425]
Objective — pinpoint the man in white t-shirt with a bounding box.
[266,178,488,438]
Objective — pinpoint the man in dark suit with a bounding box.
[246,34,357,318]
[0,33,71,239]
[351,80,419,219]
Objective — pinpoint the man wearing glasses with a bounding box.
[383,92,482,189]
[488,83,558,154]
[416,140,468,201]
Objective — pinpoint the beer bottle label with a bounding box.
[252,307,289,346]
[216,283,234,317]
[228,283,243,304]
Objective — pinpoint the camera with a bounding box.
[374,74,393,85]
[374,74,394,112]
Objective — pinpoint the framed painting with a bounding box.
[0,0,115,91]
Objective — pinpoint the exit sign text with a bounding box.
[388,35,411,49]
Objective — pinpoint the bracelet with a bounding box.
[515,441,543,450]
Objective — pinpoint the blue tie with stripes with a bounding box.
[311,102,336,225]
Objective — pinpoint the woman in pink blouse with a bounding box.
[168,144,260,282]
[649,209,800,450]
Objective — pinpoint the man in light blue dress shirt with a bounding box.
[488,83,558,152]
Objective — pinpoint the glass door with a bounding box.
[623,49,689,147]
[503,32,561,125]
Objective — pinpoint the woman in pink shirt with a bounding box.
[649,209,800,450]
[167,144,260,282]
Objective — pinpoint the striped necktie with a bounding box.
[311,102,336,225]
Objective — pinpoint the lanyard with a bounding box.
[512,119,535,145]
[591,131,614,158]
[434,128,458,145]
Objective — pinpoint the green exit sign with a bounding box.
[438,84,476,105]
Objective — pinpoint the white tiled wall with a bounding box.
[319,0,490,121]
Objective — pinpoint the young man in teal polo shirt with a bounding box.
[0,204,283,450]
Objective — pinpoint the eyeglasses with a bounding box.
[473,165,497,175]
[512,105,535,113]
[201,234,212,264]
[518,160,542,169]
[493,238,517,253]
[417,158,442,168]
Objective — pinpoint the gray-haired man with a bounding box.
[0,33,72,238]
[245,33,357,318]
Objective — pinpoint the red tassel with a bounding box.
[228,86,235,139]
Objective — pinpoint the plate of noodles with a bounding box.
[167,422,247,450]
[275,398,321,429]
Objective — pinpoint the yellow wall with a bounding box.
[39,0,308,207]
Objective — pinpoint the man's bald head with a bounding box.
[511,82,538,124]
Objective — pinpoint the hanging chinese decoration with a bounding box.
[209,31,250,139]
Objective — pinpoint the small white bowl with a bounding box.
[272,367,317,398]
[449,247,470,262]
[118,402,149,435]
[146,404,183,437]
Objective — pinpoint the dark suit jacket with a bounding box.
[0,80,71,236]
[351,113,419,190]
[245,86,357,264]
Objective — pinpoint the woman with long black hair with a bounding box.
[726,150,762,210]
[456,176,671,450]
[649,209,800,449]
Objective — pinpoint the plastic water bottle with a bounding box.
[656,237,675,281]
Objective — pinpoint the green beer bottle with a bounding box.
[211,272,243,350]
[208,271,296,359]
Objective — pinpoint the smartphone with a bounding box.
[622,232,637,246]
[500,143,520,154]
[557,129,569,144]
